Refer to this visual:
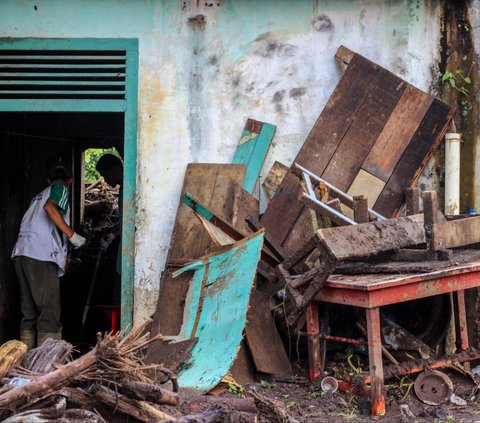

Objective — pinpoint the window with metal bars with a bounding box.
[0,50,126,100]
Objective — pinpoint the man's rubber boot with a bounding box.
[37,332,61,347]
[19,330,36,350]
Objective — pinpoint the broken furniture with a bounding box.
[307,262,480,416]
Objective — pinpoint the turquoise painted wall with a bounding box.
[0,0,443,325]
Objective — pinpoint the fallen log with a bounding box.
[117,380,179,406]
[180,394,257,414]
[158,406,225,423]
[0,341,99,412]
[0,320,163,413]
[91,384,174,422]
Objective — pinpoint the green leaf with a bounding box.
[442,72,453,82]
[464,76,471,84]
[455,68,463,74]
[448,78,456,88]
[260,380,272,389]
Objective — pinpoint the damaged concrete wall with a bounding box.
[0,0,444,325]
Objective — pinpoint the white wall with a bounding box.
[0,0,443,325]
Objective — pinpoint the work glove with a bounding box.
[69,232,86,249]
[100,233,116,251]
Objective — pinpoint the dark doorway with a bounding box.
[0,112,123,345]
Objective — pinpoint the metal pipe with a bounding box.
[294,163,386,221]
[444,133,461,215]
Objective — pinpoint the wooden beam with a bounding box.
[334,45,355,77]
[353,195,369,223]
[317,214,425,261]
[432,216,480,250]
[405,187,420,215]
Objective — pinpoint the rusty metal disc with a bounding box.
[414,370,454,405]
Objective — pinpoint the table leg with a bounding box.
[455,289,470,370]
[366,307,385,416]
[306,302,321,383]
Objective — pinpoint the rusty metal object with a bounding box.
[380,348,480,381]
[414,370,453,405]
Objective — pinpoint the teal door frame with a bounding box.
[0,38,139,330]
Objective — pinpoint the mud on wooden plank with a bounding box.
[317,214,426,260]
[150,164,245,339]
[261,53,379,248]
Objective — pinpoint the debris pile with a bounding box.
[4,45,480,421]
[143,45,480,419]
[1,327,260,422]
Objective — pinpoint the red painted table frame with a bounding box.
[307,262,480,416]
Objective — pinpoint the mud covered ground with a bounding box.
[160,362,480,422]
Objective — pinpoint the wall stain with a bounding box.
[272,89,286,112]
[311,14,333,32]
[188,14,206,30]
[255,39,298,58]
[207,55,218,66]
[290,87,306,98]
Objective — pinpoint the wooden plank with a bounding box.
[432,216,480,250]
[335,45,355,76]
[260,53,380,247]
[374,99,454,216]
[353,195,369,223]
[317,214,426,260]
[347,169,385,208]
[169,164,245,262]
[245,291,293,376]
[144,338,198,374]
[233,118,276,194]
[230,184,259,236]
[149,164,245,340]
[230,340,256,385]
[362,86,434,182]
[405,187,421,215]
[321,72,406,192]
[262,161,288,201]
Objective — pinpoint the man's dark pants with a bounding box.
[13,256,62,348]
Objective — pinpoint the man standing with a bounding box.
[12,162,86,349]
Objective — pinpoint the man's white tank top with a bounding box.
[12,185,70,276]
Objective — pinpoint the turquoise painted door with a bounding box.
[0,38,138,330]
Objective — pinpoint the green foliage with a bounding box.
[84,147,121,183]
[310,389,324,398]
[335,411,358,420]
[442,64,474,97]
[227,383,245,397]
[346,346,363,375]
[433,417,459,423]
[260,379,273,389]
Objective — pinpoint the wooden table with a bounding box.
[306,261,480,416]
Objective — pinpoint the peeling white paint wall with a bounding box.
[0,0,443,325]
